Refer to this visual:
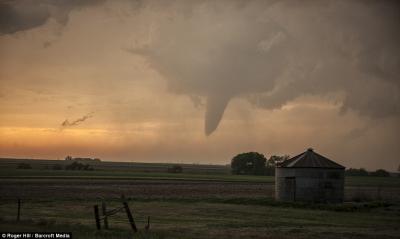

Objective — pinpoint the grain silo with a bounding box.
[275,148,345,203]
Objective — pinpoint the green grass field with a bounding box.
[2,168,400,187]
[0,169,274,183]
[0,158,399,238]
[1,199,399,239]
[2,158,399,186]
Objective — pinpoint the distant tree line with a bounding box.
[46,161,94,171]
[231,152,396,177]
[230,152,289,176]
[48,162,94,171]
[17,161,94,171]
[345,168,391,177]
[48,161,94,171]
[265,155,290,176]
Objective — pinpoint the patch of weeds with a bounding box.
[127,197,393,212]
[351,191,373,202]
[331,201,391,212]
[288,228,306,233]
[36,218,57,226]
[93,230,162,239]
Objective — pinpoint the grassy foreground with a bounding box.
[1,159,400,238]
[1,198,399,239]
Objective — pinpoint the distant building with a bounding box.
[275,148,345,203]
[65,156,101,162]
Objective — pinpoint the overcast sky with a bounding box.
[0,0,399,170]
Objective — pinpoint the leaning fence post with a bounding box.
[17,198,21,222]
[121,196,137,232]
[94,205,101,230]
[102,201,109,229]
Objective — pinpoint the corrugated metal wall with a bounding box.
[275,168,344,203]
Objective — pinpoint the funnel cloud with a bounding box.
[131,0,400,135]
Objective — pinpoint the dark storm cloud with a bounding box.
[130,0,400,135]
[0,0,105,35]
[2,0,398,136]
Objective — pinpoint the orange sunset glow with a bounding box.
[0,0,399,171]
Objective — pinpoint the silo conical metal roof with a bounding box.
[277,148,345,169]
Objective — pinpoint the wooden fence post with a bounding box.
[145,216,150,231]
[16,199,21,222]
[122,200,137,232]
[94,205,101,230]
[102,201,109,229]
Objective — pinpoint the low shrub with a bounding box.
[17,163,32,169]
[52,164,63,170]
[167,165,183,173]
[65,161,93,171]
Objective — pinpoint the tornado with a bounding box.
[204,93,231,136]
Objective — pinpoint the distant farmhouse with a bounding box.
[275,148,345,203]
[65,156,101,162]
